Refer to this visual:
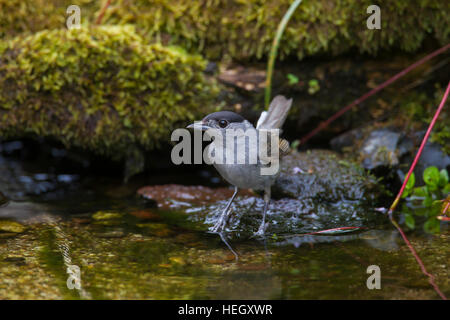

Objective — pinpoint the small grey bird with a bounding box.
[187,95,292,235]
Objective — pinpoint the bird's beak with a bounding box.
[186,122,211,131]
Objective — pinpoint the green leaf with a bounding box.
[443,183,450,194]
[423,166,440,188]
[405,214,415,229]
[424,218,440,234]
[286,73,299,85]
[422,195,433,207]
[438,169,449,187]
[412,186,427,197]
[402,173,415,198]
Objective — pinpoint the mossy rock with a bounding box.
[0,0,98,39]
[273,150,384,202]
[1,1,448,60]
[0,26,220,159]
[101,0,449,60]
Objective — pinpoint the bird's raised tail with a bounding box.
[256,95,293,130]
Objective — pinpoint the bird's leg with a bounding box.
[255,187,271,236]
[211,186,239,233]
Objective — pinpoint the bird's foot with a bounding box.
[210,220,224,233]
[210,214,228,233]
[252,222,268,238]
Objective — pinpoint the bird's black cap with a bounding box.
[202,111,245,123]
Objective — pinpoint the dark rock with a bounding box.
[330,128,364,152]
[332,127,414,172]
[360,129,402,170]
[405,140,450,185]
[0,191,8,207]
[204,62,218,75]
[137,185,253,210]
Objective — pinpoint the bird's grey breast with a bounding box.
[206,125,279,190]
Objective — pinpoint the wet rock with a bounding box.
[332,127,409,170]
[360,129,403,170]
[331,126,418,173]
[0,220,26,233]
[332,126,449,186]
[137,185,253,209]
[273,150,381,202]
[0,150,79,201]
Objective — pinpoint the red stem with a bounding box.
[95,0,112,25]
[388,81,450,300]
[300,43,450,145]
[443,201,450,215]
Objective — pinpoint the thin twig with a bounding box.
[300,43,450,144]
[95,0,112,25]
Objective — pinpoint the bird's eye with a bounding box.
[218,119,228,128]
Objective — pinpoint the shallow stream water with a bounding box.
[0,148,448,300]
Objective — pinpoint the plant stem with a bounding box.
[265,0,303,107]
[95,0,112,25]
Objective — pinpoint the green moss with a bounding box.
[0,25,219,158]
[1,1,448,60]
[98,0,450,60]
[0,0,98,39]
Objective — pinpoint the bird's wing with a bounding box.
[256,95,293,129]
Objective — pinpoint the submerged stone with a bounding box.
[92,211,124,221]
[0,220,26,233]
[137,185,253,209]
